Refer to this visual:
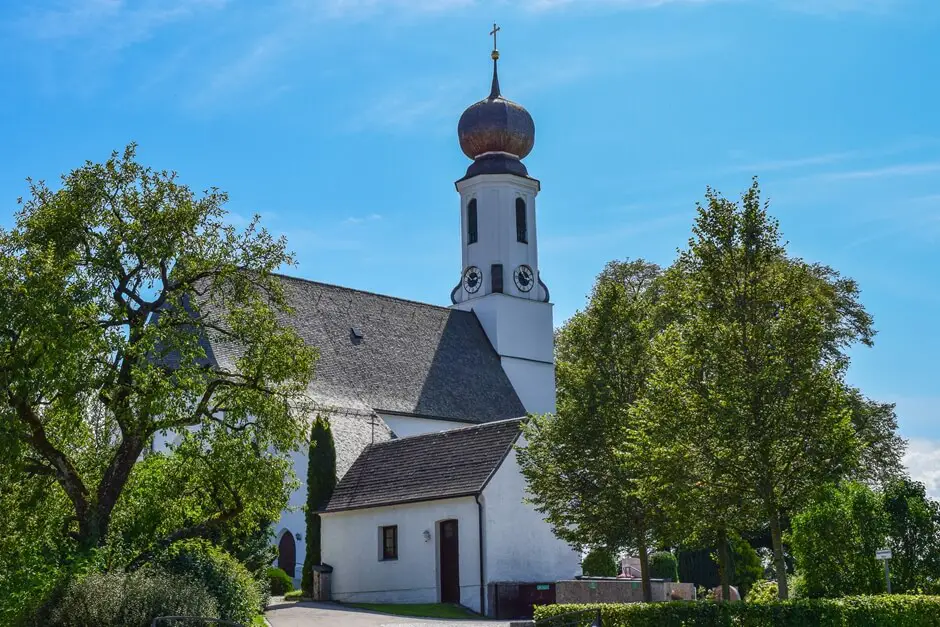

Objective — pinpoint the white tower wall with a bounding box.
[452,172,555,415]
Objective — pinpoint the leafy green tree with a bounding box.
[581,547,619,577]
[845,389,907,488]
[883,477,940,593]
[789,482,887,598]
[728,535,763,598]
[649,551,679,582]
[519,260,664,602]
[634,181,870,599]
[0,146,315,572]
[301,415,336,594]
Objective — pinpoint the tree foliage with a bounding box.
[633,180,871,599]
[883,477,940,593]
[582,547,620,577]
[301,415,336,594]
[0,146,315,618]
[789,482,887,598]
[519,259,663,601]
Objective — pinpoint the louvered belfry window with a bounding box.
[468,199,478,244]
[515,197,527,243]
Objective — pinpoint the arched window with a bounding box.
[515,197,528,243]
[467,199,478,245]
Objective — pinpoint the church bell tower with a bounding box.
[451,26,555,415]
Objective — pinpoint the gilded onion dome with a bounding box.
[457,49,535,163]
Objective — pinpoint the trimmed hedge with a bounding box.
[267,567,295,595]
[534,596,940,626]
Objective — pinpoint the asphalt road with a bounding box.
[265,600,513,627]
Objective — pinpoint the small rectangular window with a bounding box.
[468,199,478,245]
[381,525,398,560]
[515,197,528,243]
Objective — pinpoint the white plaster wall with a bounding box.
[380,414,470,438]
[481,437,581,584]
[499,357,556,416]
[322,497,483,612]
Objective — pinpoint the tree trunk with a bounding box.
[637,538,652,603]
[770,509,789,599]
[717,528,731,602]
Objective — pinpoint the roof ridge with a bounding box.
[270,271,465,313]
[368,416,526,449]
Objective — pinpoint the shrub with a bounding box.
[535,596,940,627]
[746,579,778,603]
[729,535,762,598]
[649,551,679,581]
[267,567,294,595]
[156,539,264,624]
[43,568,218,627]
[581,547,619,577]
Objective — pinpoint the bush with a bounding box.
[746,579,778,603]
[729,535,762,598]
[43,568,218,627]
[156,539,264,624]
[535,596,940,627]
[649,551,679,581]
[581,547,619,577]
[267,567,294,595]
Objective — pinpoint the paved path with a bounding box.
[265,600,513,627]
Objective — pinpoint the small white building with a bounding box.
[321,419,580,615]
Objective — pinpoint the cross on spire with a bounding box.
[488,22,502,98]
[490,22,501,53]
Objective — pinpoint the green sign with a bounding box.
[588,582,598,590]
[536,584,550,591]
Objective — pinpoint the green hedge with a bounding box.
[534,596,940,626]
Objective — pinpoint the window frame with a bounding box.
[467,198,478,245]
[515,197,528,244]
[380,525,398,561]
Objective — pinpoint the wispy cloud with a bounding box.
[905,438,940,499]
[519,0,904,13]
[14,0,227,49]
[725,151,859,174]
[819,161,940,181]
[346,78,474,134]
[343,213,383,225]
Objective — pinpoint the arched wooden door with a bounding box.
[278,531,296,577]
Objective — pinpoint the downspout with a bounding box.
[475,494,486,616]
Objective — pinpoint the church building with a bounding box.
[256,35,581,614]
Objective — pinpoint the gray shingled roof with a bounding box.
[324,418,524,512]
[270,275,528,422]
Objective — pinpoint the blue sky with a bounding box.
[1,0,938,489]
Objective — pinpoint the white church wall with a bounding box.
[481,436,581,584]
[499,357,556,416]
[321,497,483,611]
[379,413,471,438]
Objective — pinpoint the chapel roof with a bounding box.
[323,417,525,512]
[203,274,528,424]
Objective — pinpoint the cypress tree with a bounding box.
[301,415,336,595]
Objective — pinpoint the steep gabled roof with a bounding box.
[324,418,525,512]
[206,274,527,424]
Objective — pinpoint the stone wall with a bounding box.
[556,579,696,604]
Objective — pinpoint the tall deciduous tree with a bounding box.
[519,259,664,602]
[883,477,940,593]
[0,146,315,561]
[301,415,336,595]
[634,180,872,599]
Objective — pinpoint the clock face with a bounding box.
[463,266,483,294]
[514,264,535,292]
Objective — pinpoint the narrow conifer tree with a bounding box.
[301,415,336,595]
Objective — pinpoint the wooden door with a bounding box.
[439,519,460,604]
[278,531,296,577]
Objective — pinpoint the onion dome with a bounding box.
[457,48,535,165]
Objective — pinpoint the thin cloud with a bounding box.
[14,0,227,49]
[905,438,940,499]
[725,151,859,174]
[818,162,940,181]
[343,213,383,225]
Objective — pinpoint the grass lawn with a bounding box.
[347,603,478,619]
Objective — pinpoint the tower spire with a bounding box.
[489,22,501,99]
